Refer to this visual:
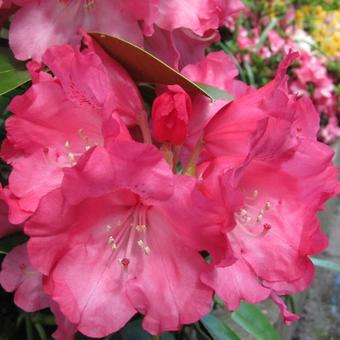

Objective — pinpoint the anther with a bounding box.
[136,224,147,232]
[137,240,151,255]
[264,202,271,210]
[144,246,151,255]
[68,152,75,162]
[256,213,263,223]
[106,224,112,232]
[108,236,117,251]
[64,140,70,148]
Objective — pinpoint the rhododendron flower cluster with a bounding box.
[0,31,339,339]
[0,0,339,338]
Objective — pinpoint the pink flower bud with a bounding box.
[151,85,192,145]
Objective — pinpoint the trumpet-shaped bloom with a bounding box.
[2,39,138,224]
[199,106,339,322]
[25,142,227,336]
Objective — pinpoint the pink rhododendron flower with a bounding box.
[0,244,76,339]
[2,38,139,224]
[200,139,337,322]
[199,70,339,323]
[8,0,244,68]
[25,142,228,336]
[152,85,192,145]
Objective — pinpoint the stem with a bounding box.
[137,111,152,144]
[25,314,34,340]
[182,137,203,176]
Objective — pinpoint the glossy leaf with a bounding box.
[311,257,340,272]
[89,32,233,102]
[201,314,240,340]
[231,302,280,340]
[0,47,30,95]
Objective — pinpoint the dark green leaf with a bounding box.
[311,257,340,271]
[0,47,30,95]
[231,303,280,340]
[201,314,240,340]
[89,32,220,101]
[118,319,150,340]
[0,232,28,254]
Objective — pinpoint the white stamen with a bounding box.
[256,213,263,223]
[64,140,70,148]
[108,236,117,251]
[106,224,112,232]
[68,152,75,162]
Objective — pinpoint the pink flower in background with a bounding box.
[24,142,226,336]
[2,38,138,224]
[8,0,245,67]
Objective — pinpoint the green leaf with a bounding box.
[194,82,233,101]
[254,18,278,51]
[244,60,255,86]
[201,314,240,340]
[311,257,340,271]
[89,32,233,102]
[0,46,30,95]
[231,302,280,340]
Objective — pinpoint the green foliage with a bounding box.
[311,257,340,271]
[201,314,240,340]
[0,46,30,96]
[231,303,280,340]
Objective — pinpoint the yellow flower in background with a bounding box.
[296,5,340,57]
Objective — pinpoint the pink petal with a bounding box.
[126,208,212,335]
[0,244,50,312]
[271,293,300,325]
[201,259,270,310]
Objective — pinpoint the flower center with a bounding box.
[105,203,151,271]
[63,128,95,166]
[234,189,272,237]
